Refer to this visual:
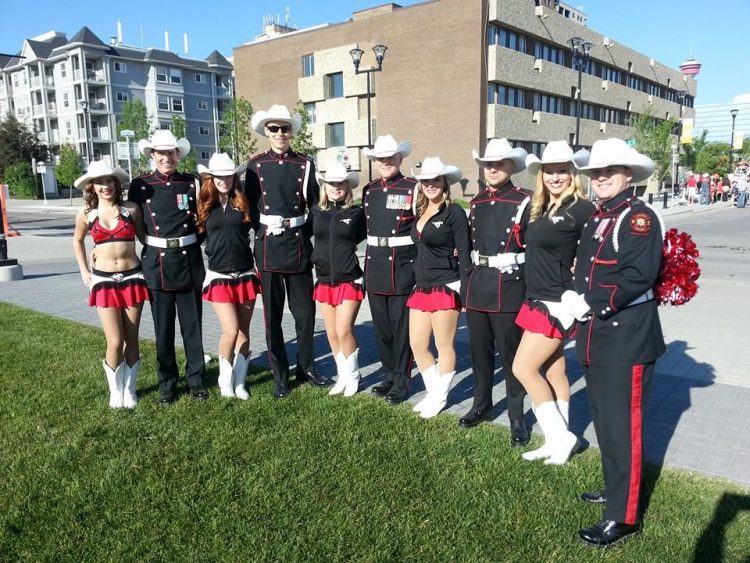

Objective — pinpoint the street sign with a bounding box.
[116,142,139,160]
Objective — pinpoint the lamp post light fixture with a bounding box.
[349,43,388,182]
[730,108,739,171]
[80,100,93,166]
[568,36,594,150]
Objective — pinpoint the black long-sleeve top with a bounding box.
[203,202,255,274]
[308,203,366,284]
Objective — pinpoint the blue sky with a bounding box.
[1,0,747,105]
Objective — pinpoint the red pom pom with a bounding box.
[656,228,701,306]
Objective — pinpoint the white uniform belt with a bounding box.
[202,268,257,290]
[146,234,198,249]
[366,235,414,248]
[259,213,306,229]
[628,289,654,306]
[470,250,526,268]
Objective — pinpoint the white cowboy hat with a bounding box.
[525,140,587,176]
[472,138,527,172]
[74,160,129,188]
[196,152,247,178]
[578,138,654,183]
[362,134,412,160]
[137,130,191,158]
[315,163,359,190]
[412,156,462,185]
[250,104,302,136]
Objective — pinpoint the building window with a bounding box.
[158,95,170,111]
[60,62,67,78]
[534,41,566,66]
[304,102,316,124]
[195,73,206,83]
[487,24,527,54]
[197,100,209,110]
[200,151,211,160]
[533,93,565,115]
[63,92,69,108]
[487,83,526,108]
[113,61,126,73]
[159,121,171,130]
[156,67,168,83]
[115,92,129,102]
[602,66,622,84]
[326,72,344,99]
[628,75,644,91]
[170,69,181,85]
[302,54,315,77]
[172,97,183,112]
[199,125,210,135]
[327,122,345,147]
[65,120,72,137]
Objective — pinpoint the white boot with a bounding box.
[522,403,550,461]
[523,401,577,465]
[412,364,437,413]
[102,360,125,409]
[342,348,361,397]
[233,352,250,400]
[329,351,348,396]
[218,356,236,397]
[419,370,455,419]
[122,359,140,409]
[556,399,570,427]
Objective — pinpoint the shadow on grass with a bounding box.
[690,492,750,563]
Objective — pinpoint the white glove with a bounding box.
[561,290,591,321]
[541,300,575,331]
[354,276,364,289]
[445,279,461,293]
[267,227,284,236]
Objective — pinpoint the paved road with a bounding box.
[1,197,749,487]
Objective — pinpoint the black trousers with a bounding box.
[585,362,653,525]
[260,271,315,381]
[150,286,205,394]
[465,309,526,421]
[368,292,412,393]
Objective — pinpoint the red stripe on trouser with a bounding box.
[626,364,644,524]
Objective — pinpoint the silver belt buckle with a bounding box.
[166,238,180,249]
[377,237,389,247]
[280,218,291,228]
[111,273,124,282]
[478,255,489,267]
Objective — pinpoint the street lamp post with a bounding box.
[730,108,739,171]
[349,44,387,182]
[568,37,594,150]
[120,129,135,182]
[80,100,93,166]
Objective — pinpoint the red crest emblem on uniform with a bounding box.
[630,212,651,235]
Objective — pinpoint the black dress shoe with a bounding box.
[509,419,530,447]
[273,380,290,399]
[459,407,493,428]
[158,392,176,405]
[578,520,641,547]
[296,369,331,387]
[580,490,607,504]
[371,382,393,398]
[384,387,407,404]
[190,387,209,401]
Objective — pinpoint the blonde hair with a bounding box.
[529,164,587,221]
[318,180,353,210]
[415,176,452,216]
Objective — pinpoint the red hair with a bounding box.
[196,175,251,233]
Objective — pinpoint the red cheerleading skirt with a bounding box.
[202,269,262,304]
[406,285,461,312]
[515,299,575,340]
[313,280,365,305]
[89,267,150,308]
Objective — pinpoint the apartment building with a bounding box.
[233,0,697,194]
[0,27,234,173]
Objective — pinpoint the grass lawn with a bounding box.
[1,302,748,562]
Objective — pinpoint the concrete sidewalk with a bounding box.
[1,195,748,489]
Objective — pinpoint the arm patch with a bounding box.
[630,212,651,235]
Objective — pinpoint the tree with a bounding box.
[630,107,676,188]
[290,100,317,157]
[170,115,197,175]
[0,114,48,182]
[696,142,732,176]
[4,162,36,199]
[218,97,256,163]
[681,129,709,172]
[56,144,85,191]
[116,99,152,175]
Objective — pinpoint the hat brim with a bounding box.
[251,112,302,136]
[412,165,462,185]
[74,167,130,188]
[362,141,412,161]
[139,138,192,158]
[315,171,359,190]
[579,155,654,183]
[472,147,527,172]
[526,156,580,177]
[197,162,247,178]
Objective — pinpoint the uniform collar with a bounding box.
[268,148,296,160]
[486,181,515,198]
[380,172,404,188]
[597,190,632,213]
[153,169,175,182]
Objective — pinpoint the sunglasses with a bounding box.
[266,125,292,134]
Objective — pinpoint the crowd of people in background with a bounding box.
[682,158,749,208]
[73,103,667,548]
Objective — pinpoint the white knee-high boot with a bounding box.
[122,359,140,409]
[522,401,577,464]
[233,352,250,400]
[102,360,125,408]
[329,351,348,396]
[419,370,455,419]
[412,364,438,413]
[218,356,236,397]
[342,348,360,397]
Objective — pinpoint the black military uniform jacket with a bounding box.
[363,173,417,295]
[308,203,366,284]
[573,191,666,366]
[464,183,530,312]
[128,170,204,291]
[203,203,254,274]
[411,202,471,296]
[245,149,318,274]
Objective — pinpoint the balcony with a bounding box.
[32,104,44,116]
[86,69,107,83]
[30,75,55,89]
[215,86,231,97]
[47,102,57,116]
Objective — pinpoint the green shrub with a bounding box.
[3,162,36,199]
